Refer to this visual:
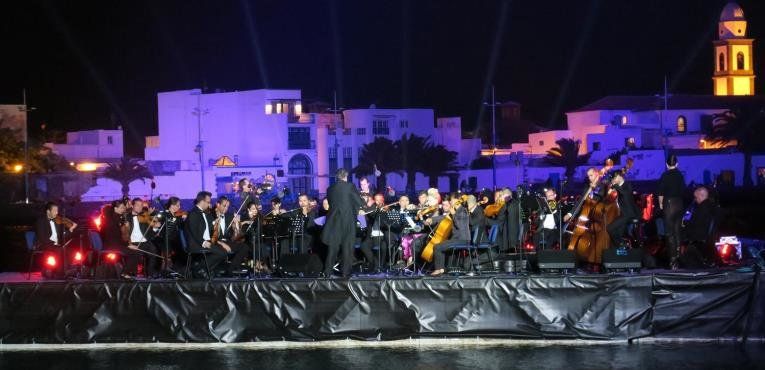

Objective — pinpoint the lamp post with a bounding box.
[483,85,500,190]
[18,89,36,204]
[192,94,209,191]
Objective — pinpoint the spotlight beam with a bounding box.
[474,0,510,134]
[546,0,600,128]
[240,0,270,88]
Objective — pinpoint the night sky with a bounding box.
[1,0,763,155]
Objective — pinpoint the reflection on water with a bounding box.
[1,342,764,370]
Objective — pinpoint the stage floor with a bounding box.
[0,269,762,344]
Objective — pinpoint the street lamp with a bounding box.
[483,85,500,191]
[192,94,209,191]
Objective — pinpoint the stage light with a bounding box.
[93,216,102,230]
[73,251,84,264]
[45,255,57,268]
[12,164,23,172]
[716,236,742,263]
[105,252,118,263]
[524,243,535,251]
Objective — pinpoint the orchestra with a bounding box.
[28,157,727,280]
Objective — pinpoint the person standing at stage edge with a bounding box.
[321,168,365,277]
[657,154,686,270]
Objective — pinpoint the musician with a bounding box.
[123,198,160,279]
[430,194,485,276]
[386,195,415,264]
[678,186,720,268]
[153,196,186,272]
[286,193,317,254]
[236,178,261,214]
[657,155,686,268]
[416,191,428,209]
[240,201,270,273]
[359,176,375,196]
[212,196,250,274]
[321,168,365,277]
[359,193,389,270]
[564,167,606,223]
[488,188,522,252]
[534,188,563,250]
[100,199,128,249]
[318,197,330,217]
[34,202,77,277]
[269,197,287,216]
[606,171,638,248]
[184,191,229,278]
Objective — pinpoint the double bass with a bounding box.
[566,159,633,264]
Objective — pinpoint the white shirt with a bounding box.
[218,214,226,239]
[541,212,557,230]
[200,207,211,241]
[49,219,58,245]
[130,215,146,243]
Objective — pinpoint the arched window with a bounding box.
[676,115,687,133]
[719,53,725,71]
[736,52,745,70]
[288,154,313,195]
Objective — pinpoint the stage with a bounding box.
[0,270,762,344]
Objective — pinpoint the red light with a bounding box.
[45,255,57,268]
[524,243,535,251]
[93,216,102,230]
[105,252,118,263]
[721,244,731,257]
[73,251,83,263]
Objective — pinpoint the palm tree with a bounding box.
[103,157,153,198]
[544,138,592,180]
[420,143,459,188]
[353,137,402,190]
[706,108,765,187]
[396,133,431,193]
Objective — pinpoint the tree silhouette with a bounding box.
[396,133,431,192]
[706,108,765,187]
[353,137,402,190]
[421,143,459,188]
[544,138,591,180]
[103,157,154,198]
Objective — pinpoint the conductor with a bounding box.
[321,168,365,277]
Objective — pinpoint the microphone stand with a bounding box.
[516,189,527,274]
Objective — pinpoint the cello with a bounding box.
[420,195,467,262]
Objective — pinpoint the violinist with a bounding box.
[123,198,160,279]
[100,199,128,249]
[285,193,317,255]
[240,201,271,273]
[359,193,388,271]
[185,191,226,278]
[212,196,250,276]
[606,171,638,249]
[154,196,186,272]
[34,202,77,278]
[488,188,522,252]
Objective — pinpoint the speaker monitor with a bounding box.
[537,250,576,271]
[277,254,323,277]
[602,248,643,271]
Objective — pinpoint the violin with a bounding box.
[416,205,439,220]
[484,201,504,217]
[53,215,76,229]
[173,210,188,218]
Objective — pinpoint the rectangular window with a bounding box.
[343,147,352,159]
[288,127,311,149]
[356,128,366,135]
[343,128,351,136]
[592,142,601,151]
[538,140,544,146]
[329,147,337,159]
[107,136,113,145]
[399,120,409,128]
[343,147,353,170]
[372,120,390,135]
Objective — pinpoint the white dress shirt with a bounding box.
[49,220,59,245]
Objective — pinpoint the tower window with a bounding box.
[736,52,745,70]
[677,115,687,133]
[719,53,725,71]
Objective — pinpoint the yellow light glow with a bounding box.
[294,102,302,115]
[13,164,23,172]
[69,162,75,166]
[276,103,282,114]
[265,103,273,115]
[76,163,98,172]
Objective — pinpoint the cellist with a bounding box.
[565,167,610,271]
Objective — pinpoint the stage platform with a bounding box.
[0,270,762,344]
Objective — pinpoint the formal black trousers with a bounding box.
[324,230,355,277]
[663,197,683,260]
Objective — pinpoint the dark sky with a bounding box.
[1,0,763,155]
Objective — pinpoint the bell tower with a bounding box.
[713,2,755,96]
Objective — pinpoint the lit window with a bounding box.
[676,115,687,133]
[621,116,628,125]
[276,103,283,114]
[265,103,273,115]
[294,102,302,115]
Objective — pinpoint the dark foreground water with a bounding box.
[1,342,764,370]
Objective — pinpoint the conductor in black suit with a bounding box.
[321,168,365,277]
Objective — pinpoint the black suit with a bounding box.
[185,206,229,273]
[321,180,365,276]
[34,216,66,250]
[491,199,523,252]
[606,181,638,248]
[123,213,159,276]
[215,211,249,271]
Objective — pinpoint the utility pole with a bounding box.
[327,91,343,175]
[483,85,500,190]
[19,89,36,204]
[192,93,209,191]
